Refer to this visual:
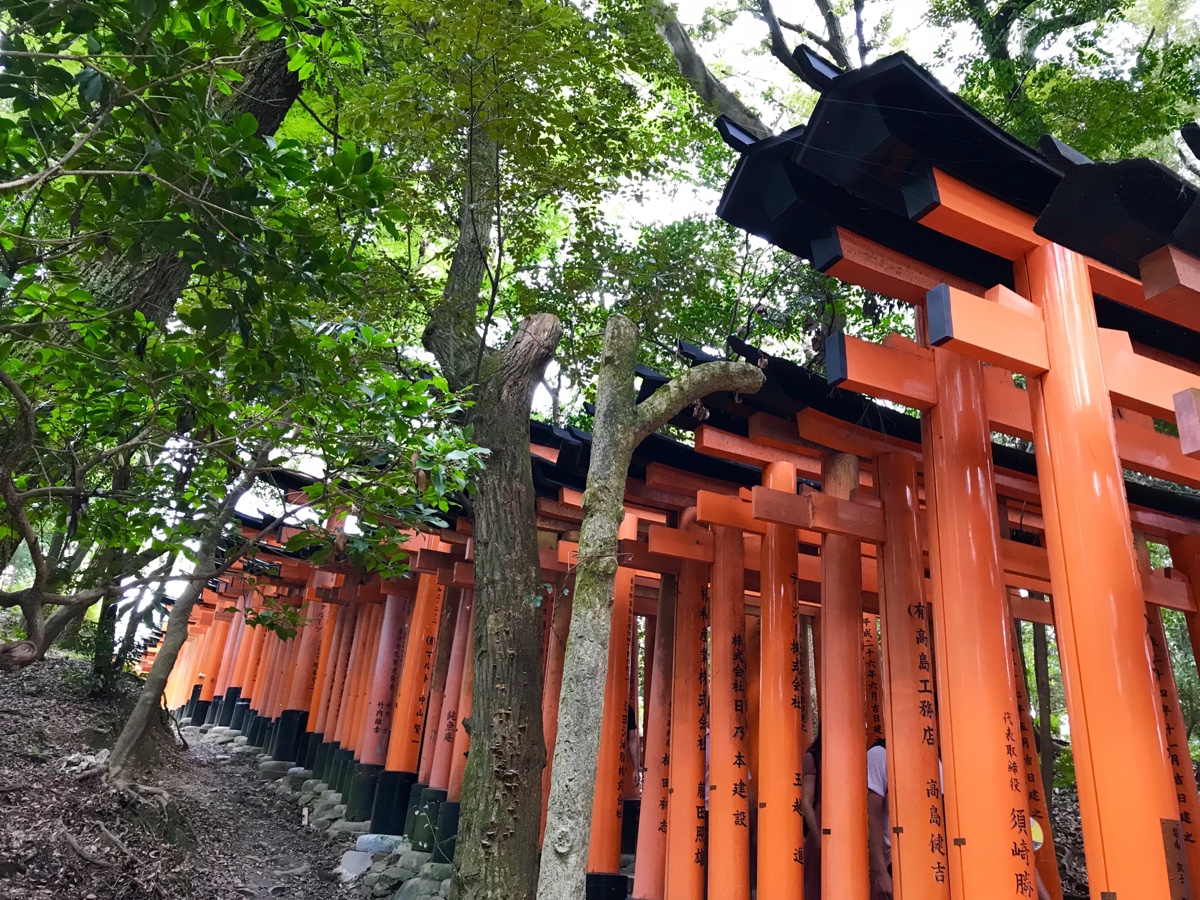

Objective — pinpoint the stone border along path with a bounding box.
[185,721,454,900]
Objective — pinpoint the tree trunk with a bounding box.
[1033,620,1055,816]
[451,314,562,900]
[92,596,119,689]
[535,315,765,900]
[536,316,641,900]
[77,38,303,326]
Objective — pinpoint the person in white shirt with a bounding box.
[865,743,1050,900]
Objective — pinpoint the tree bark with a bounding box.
[535,314,764,900]
[648,0,771,140]
[108,455,264,780]
[76,38,304,326]
[451,313,562,900]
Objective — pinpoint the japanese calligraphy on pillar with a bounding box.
[410,583,445,748]
[616,571,636,822]
[1147,609,1200,899]
[1010,635,1064,900]
[694,584,710,866]
[863,614,884,746]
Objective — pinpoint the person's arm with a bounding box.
[1036,869,1051,900]
[801,751,819,837]
[868,789,893,896]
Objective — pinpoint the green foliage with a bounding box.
[928,0,1200,158]
[1053,744,1075,790]
[230,596,305,639]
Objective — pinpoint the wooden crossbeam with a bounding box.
[1099,328,1200,421]
[751,485,886,543]
[814,226,985,303]
[926,284,1049,376]
[1139,245,1200,332]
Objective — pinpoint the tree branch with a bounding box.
[634,360,765,444]
[758,0,816,81]
[648,0,771,139]
[811,0,853,70]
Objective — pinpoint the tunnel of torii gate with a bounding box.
[143,46,1200,900]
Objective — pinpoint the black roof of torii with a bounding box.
[715,47,1200,366]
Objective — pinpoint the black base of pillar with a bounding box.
[183,685,202,720]
[273,709,308,764]
[247,713,266,748]
[206,696,223,726]
[229,697,250,732]
[403,782,428,838]
[333,748,355,794]
[585,873,627,900]
[190,699,211,726]
[301,731,322,770]
[411,787,447,852]
[345,763,384,822]
[264,719,280,756]
[431,800,461,864]
[370,770,419,836]
[218,687,241,727]
[620,798,640,855]
[314,741,338,781]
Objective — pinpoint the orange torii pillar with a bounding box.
[344,591,409,821]
[314,603,359,782]
[325,603,371,785]
[820,452,869,900]
[633,574,677,900]
[227,594,268,732]
[541,583,574,842]
[758,461,806,898]
[863,615,884,747]
[300,597,343,769]
[264,622,304,756]
[413,590,473,849]
[247,628,285,747]
[371,572,446,836]
[586,566,638,898]
[332,602,382,794]
[1010,634,1065,900]
[642,614,657,740]
[212,596,248,728]
[709,525,751,900]
[181,610,214,719]
[875,451,950,900]
[169,631,201,711]
[663,553,709,900]
[922,348,1033,898]
[432,620,475,866]
[1019,244,1181,896]
[273,598,328,764]
[407,589,459,837]
[625,618,642,803]
[195,608,234,725]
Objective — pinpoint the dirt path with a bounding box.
[0,657,346,900]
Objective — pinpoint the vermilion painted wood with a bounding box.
[632,576,675,900]
[930,285,1049,376]
[756,461,806,900]
[430,592,472,790]
[587,566,637,875]
[663,552,709,900]
[307,602,342,727]
[1139,245,1200,332]
[751,484,886,543]
[284,600,326,712]
[823,227,985,303]
[624,617,641,802]
[214,599,246,697]
[322,606,359,746]
[197,615,232,703]
[445,623,474,804]
[922,347,1033,899]
[708,525,750,900]
[360,595,408,767]
[384,573,445,773]
[541,587,573,839]
[1022,243,1180,897]
[875,452,950,900]
[418,593,457,785]
[347,604,384,754]
[819,453,870,900]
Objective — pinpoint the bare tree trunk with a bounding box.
[1033,620,1055,816]
[535,315,764,900]
[77,38,304,326]
[451,314,562,900]
[108,456,265,780]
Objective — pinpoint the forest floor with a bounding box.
[0,655,346,900]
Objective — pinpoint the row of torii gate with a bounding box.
[148,50,1200,900]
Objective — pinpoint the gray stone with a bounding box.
[327,818,372,836]
[419,863,454,883]
[439,879,451,897]
[302,778,324,793]
[373,881,396,897]
[288,766,312,778]
[210,734,234,745]
[395,877,441,900]
[320,789,343,802]
[257,759,292,781]
[233,735,249,746]
[364,873,381,889]
[396,851,432,871]
[382,865,417,881]
[334,849,375,883]
[356,834,405,854]
[199,723,215,733]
